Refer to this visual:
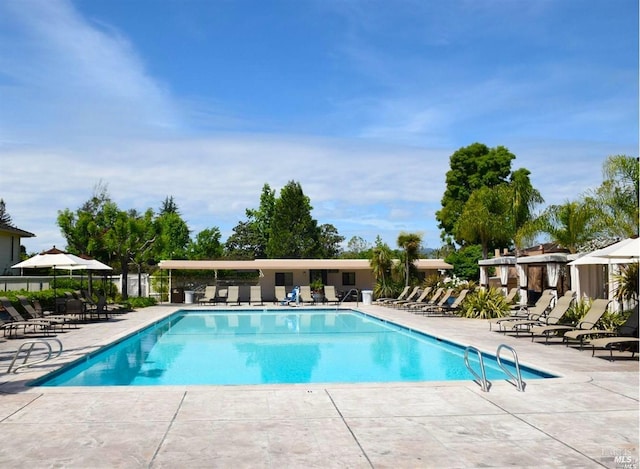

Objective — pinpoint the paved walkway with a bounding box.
[0,303,637,468]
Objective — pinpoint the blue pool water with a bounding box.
[35,309,554,386]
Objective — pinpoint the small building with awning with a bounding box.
[157,258,452,302]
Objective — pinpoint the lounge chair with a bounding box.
[298,286,315,304]
[388,286,421,308]
[504,287,519,305]
[500,294,575,336]
[374,286,411,305]
[274,286,287,304]
[323,285,340,305]
[590,336,639,360]
[249,286,264,305]
[408,287,443,310]
[226,286,240,306]
[198,286,217,305]
[488,291,556,331]
[567,305,639,350]
[400,287,432,309]
[84,296,111,321]
[0,297,54,337]
[529,298,610,345]
[17,295,74,329]
[504,287,524,310]
[418,288,455,315]
[435,289,469,315]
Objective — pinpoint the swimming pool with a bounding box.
[35,309,554,386]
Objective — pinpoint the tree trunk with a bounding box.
[121,257,129,300]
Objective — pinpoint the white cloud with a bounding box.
[0,0,181,145]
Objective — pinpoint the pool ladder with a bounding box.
[6,338,63,373]
[336,288,359,309]
[464,344,526,392]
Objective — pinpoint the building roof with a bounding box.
[478,256,517,266]
[478,252,569,266]
[0,223,35,238]
[158,258,452,271]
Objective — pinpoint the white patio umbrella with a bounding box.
[12,246,87,295]
[67,256,113,296]
[67,257,113,272]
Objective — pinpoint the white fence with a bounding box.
[0,274,150,298]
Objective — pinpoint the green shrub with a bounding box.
[596,308,632,331]
[561,297,592,325]
[124,296,157,309]
[458,287,510,319]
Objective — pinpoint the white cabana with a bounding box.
[516,253,569,301]
[568,238,639,309]
[478,256,516,293]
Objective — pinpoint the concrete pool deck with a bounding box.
[0,303,637,468]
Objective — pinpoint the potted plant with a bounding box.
[310,278,324,303]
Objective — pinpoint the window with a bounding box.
[275,272,293,286]
[342,272,356,286]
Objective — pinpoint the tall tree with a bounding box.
[225,184,276,259]
[342,236,371,259]
[396,232,422,286]
[128,209,160,297]
[266,181,321,258]
[436,143,515,242]
[246,184,276,258]
[0,199,13,226]
[187,227,223,260]
[454,185,513,258]
[317,224,345,258]
[160,195,180,215]
[225,221,263,259]
[155,204,190,260]
[444,244,483,280]
[57,182,113,260]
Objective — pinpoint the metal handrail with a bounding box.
[7,338,63,373]
[337,288,359,309]
[496,344,526,392]
[464,346,491,392]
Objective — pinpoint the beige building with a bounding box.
[0,223,35,275]
[158,258,452,302]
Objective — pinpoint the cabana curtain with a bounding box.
[546,263,561,302]
[498,265,510,295]
[479,266,488,288]
[516,264,528,305]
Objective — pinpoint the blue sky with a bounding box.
[0,0,637,255]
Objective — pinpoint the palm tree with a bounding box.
[369,241,394,299]
[535,201,599,253]
[588,155,639,238]
[397,232,422,286]
[510,168,544,252]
